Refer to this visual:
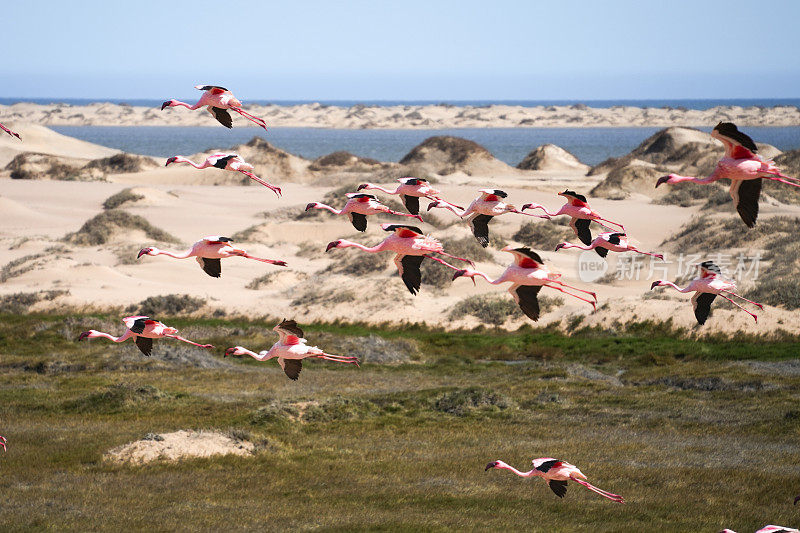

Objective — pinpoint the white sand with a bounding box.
[104,430,254,465]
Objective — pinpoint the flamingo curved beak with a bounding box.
[356,184,368,191]
[325,241,339,252]
[555,243,564,252]
[224,347,237,358]
[655,176,670,188]
[485,461,498,471]
[650,281,660,290]
[165,156,177,166]
[137,248,149,259]
[160,101,171,111]
[427,201,440,211]
[305,203,316,211]
[452,269,467,281]
[77,331,91,341]
[521,203,532,211]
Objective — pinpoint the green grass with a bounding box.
[0,313,798,531]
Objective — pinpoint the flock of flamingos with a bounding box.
[3,86,800,528]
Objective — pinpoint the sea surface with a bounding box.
[4,97,800,110]
[50,126,800,167]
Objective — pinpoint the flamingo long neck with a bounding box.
[561,242,593,251]
[337,240,386,253]
[152,248,194,259]
[533,204,560,217]
[668,171,719,185]
[89,330,132,343]
[496,463,536,478]
[314,203,344,215]
[239,347,270,361]
[366,184,400,195]
[659,281,691,293]
[172,100,203,111]
[470,270,500,284]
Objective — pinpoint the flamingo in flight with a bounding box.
[555,231,664,259]
[225,319,359,380]
[452,247,597,320]
[521,190,625,247]
[650,260,763,324]
[165,153,281,197]
[356,177,461,215]
[161,85,268,130]
[0,123,20,140]
[137,236,286,278]
[427,188,549,248]
[326,223,474,295]
[305,192,423,232]
[78,316,213,356]
[722,527,800,533]
[485,458,625,503]
[656,122,800,228]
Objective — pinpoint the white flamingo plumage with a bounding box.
[161,85,268,130]
[78,316,213,356]
[165,153,281,197]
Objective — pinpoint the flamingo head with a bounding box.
[137,247,155,259]
[160,100,177,110]
[484,461,502,471]
[165,156,190,167]
[650,280,663,290]
[452,268,477,285]
[655,175,675,188]
[554,243,566,252]
[427,200,441,211]
[225,346,245,358]
[305,202,319,211]
[325,240,342,252]
[356,183,370,191]
[77,330,94,341]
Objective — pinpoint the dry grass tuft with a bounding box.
[102,188,144,210]
[65,210,179,246]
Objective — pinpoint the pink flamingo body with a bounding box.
[721,527,800,533]
[485,458,625,503]
[555,231,664,259]
[453,246,597,321]
[656,122,800,227]
[165,153,281,196]
[306,192,423,231]
[522,190,625,246]
[161,85,268,130]
[650,260,762,324]
[78,315,213,356]
[0,123,21,140]
[138,235,286,278]
[225,319,359,380]
[326,223,473,295]
[428,189,548,247]
[357,177,459,215]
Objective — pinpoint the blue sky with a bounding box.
[3,0,799,100]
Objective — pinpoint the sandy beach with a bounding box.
[1,101,799,129]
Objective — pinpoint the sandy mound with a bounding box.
[84,153,159,174]
[516,144,589,172]
[308,151,384,172]
[5,152,94,181]
[104,430,254,465]
[64,210,180,246]
[591,160,668,199]
[102,187,178,209]
[194,137,309,182]
[0,122,119,167]
[399,136,514,176]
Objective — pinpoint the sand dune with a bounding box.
[0,121,118,166]
[2,102,799,129]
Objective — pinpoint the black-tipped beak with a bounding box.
[77,331,90,341]
[137,249,148,259]
[485,461,498,471]
[326,241,338,253]
[555,244,563,252]
[161,101,171,111]
[650,281,660,290]
[427,201,439,211]
[521,203,531,211]
[305,203,315,211]
[655,176,670,188]
[165,156,177,166]
[224,348,236,358]
[452,269,466,281]
[356,184,367,191]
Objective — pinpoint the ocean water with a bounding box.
[50,126,800,167]
[3,97,800,110]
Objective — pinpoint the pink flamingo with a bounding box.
[78,316,213,356]
[325,223,474,295]
[138,236,286,278]
[555,231,664,259]
[521,190,625,246]
[721,527,800,533]
[650,260,763,324]
[0,435,6,452]
[161,85,267,130]
[356,177,461,215]
[165,153,281,196]
[225,319,359,380]
[0,123,21,140]
[452,246,597,321]
[427,188,549,247]
[485,458,625,503]
[656,122,800,228]
[305,192,423,232]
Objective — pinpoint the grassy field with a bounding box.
[1,313,799,531]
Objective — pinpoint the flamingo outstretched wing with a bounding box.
[712,122,758,159]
